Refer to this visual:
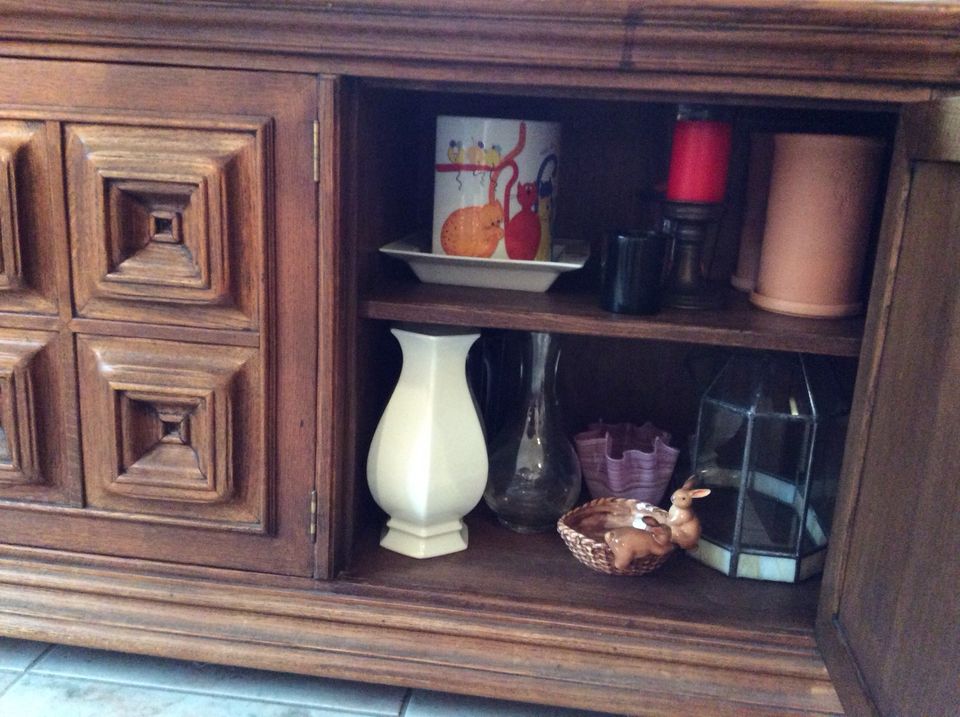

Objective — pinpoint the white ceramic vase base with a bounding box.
[380,518,469,559]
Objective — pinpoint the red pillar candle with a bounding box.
[665,118,733,203]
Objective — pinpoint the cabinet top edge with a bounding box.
[69,0,960,27]
[0,0,959,89]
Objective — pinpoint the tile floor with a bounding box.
[0,638,616,716]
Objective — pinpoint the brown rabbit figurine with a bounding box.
[604,516,675,570]
[665,477,711,550]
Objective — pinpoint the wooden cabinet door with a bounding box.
[817,98,960,716]
[0,119,62,315]
[0,60,320,577]
[0,115,81,506]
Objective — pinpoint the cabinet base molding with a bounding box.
[0,552,840,716]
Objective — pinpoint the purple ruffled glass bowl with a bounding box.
[573,422,680,505]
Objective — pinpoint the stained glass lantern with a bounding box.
[689,352,850,582]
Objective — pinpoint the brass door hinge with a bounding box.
[309,489,318,542]
[312,120,320,183]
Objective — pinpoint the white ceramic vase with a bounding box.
[366,325,487,558]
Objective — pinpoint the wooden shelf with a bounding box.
[360,280,864,357]
[338,505,821,645]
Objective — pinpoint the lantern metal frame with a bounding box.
[688,351,849,583]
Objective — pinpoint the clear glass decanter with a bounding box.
[484,331,581,533]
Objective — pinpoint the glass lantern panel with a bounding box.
[704,353,764,409]
[693,401,749,547]
[801,413,848,554]
[738,415,812,554]
[754,355,814,418]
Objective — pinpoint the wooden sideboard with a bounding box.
[0,2,957,715]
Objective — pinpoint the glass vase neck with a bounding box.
[523,331,559,399]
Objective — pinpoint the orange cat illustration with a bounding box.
[440,201,504,257]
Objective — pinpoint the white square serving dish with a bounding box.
[379,237,589,292]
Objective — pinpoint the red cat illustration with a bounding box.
[504,182,540,260]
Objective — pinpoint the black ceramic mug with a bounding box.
[600,230,668,315]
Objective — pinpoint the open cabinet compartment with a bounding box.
[332,79,901,713]
[352,84,894,354]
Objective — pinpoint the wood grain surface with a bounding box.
[818,98,960,717]
[0,59,319,576]
[0,2,957,715]
[0,1,957,87]
[361,281,865,356]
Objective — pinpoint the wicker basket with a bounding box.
[557,498,674,576]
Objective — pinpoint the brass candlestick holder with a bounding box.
[662,201,724,310]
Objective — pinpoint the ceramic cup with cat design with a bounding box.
[433,116,560,261]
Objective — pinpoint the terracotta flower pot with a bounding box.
[750,133,885,318]
[731,133,774,292]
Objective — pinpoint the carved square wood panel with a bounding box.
[0,329,81,504]
[0,120,60,315]
[76,335,266,531]
[66,122,269,330]
[0,335,42,486]
[114,389,228,504]
[0,136,24,290]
